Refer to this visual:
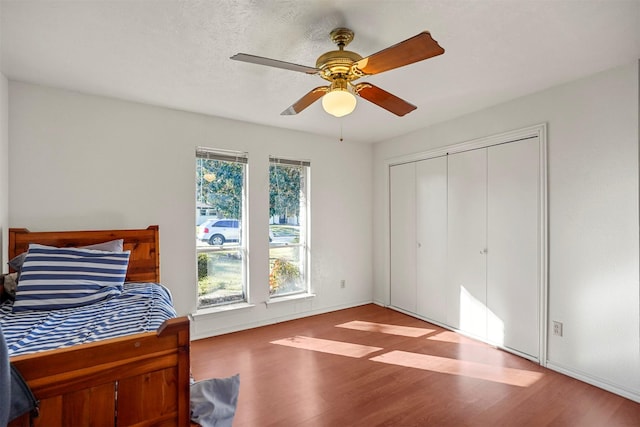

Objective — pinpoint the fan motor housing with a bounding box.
[316,50,363,81]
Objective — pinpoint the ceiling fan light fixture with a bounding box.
[322,80,357,117]
[322,90,356,117]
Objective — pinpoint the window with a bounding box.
[269,157,310,297]
[195,148,247,309]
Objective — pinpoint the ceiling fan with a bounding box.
[230,28,444,118]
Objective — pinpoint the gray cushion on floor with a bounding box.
[190,374,240,427]
[0,326,10,427]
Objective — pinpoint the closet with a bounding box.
[389,157,448,318]
[389,133,542,361]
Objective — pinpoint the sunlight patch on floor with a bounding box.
[370,350,543,387]
[427,330,489,346]
[335,320,435,337]
[271,336,383,358]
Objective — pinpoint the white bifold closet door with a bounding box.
[389,162,417,313]
[415,157,448,324]
[446,138,539,357]
[446,149,488,339]
[487,138,539,358]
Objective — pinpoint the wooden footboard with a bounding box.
[8,316,190,427]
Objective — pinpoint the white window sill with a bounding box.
[192,302,255,318]
[191,293,315,317]
[266,292,316,306]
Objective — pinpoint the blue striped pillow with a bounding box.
[12,244,131,312]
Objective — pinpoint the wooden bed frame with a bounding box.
[4,225,190,427]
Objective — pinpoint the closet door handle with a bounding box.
[480,248,488,254]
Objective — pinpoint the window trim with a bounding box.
[195,148,248,309]
[268,156,311,299]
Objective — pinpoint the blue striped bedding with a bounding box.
[0,282,177,357]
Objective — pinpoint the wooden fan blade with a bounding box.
[355,83,417,116]
[231,53,319,74]
[281,86,329,115]
[354,31,444,75]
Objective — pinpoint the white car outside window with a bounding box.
[197,219,240,245]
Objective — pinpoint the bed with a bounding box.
[1,225,190,427]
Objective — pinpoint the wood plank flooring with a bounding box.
[190,304,640,426]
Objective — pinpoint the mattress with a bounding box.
[0,282,177,357]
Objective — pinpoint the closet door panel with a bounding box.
[416,157,448,323]
[447,149,487,337]
[487,138,539,358]
[390,163,417,313]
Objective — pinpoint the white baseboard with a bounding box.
[191,300,372,340]
[546,361,640,403]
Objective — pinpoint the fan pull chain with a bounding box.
[339,121,344,142]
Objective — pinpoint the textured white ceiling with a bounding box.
[1,0,639,144]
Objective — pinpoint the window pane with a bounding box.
[197,249,244,306]
[269,245,305,295]
[196,153,246,308]
[269,160,309,297]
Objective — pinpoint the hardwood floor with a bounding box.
[190,304,640,426]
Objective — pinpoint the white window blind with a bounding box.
[197,147,248,164]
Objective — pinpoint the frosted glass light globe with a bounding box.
[322,90,357,117]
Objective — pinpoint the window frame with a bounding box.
[268,156,311,299]
[195,147,248,309]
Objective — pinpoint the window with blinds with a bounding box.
[268,156,310,297]
[195,148,247,308]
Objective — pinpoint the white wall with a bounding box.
[7,81,373,338]
[0,72,7,271]
[0,0,8,270]
[373,61,640,401]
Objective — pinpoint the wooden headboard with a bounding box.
[8,225,160,283]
